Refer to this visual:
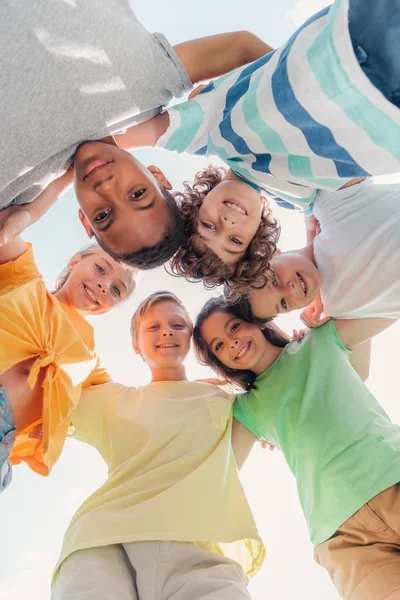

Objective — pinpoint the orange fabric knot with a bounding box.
[27,348,61,390]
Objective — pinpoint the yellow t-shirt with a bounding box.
[53,381,265,582]
[0,244,110,475]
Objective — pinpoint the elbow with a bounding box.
[360,366,370,382]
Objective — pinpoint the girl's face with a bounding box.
[250,250,322,318]
[61,247,135,315]
[134,301,192,368]
[195,179,262,265]
[200,311,268,373]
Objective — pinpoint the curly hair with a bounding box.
[95,188,184,270]
[193,296,289,391]
[168,165,280,294]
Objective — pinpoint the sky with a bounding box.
[2,1,400,599]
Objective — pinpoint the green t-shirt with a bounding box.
[233,320,400,546]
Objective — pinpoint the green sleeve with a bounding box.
[233,394,263,440]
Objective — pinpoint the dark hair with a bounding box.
[193,296,289,391]
[168,164,280,290]
[95,188,184,270]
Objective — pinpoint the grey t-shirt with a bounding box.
[0,0,192,209]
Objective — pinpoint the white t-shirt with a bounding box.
[313,178,400,318]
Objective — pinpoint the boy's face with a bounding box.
[134,301,192,369]
[194,179,262,265]
[62,247,135,315]
[74,141,171,256]
[249,250,323,318]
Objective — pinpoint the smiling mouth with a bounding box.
[235,341,251,360]
[83,160,114,180]
[297,272,307,296]
[83,283,99,305]
[223,200,248,216]
[156,343,179,349]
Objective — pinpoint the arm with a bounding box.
[231,418,257,469]
[0,169,73,263]
[335,317,397,349]
[115,111,169,150]
[348,339,371,381]
[174,31,273,85]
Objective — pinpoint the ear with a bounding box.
[132,340,142,356]
[147,165,172,191]
[67,253,82,273]
[275,248,281,256]
[78,209,94,239]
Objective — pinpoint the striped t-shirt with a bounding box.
[158,0,400,213]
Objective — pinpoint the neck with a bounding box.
[253,343,284,377]
[53,289,84,315]
[151,365,188,383]
[301,242,317,266]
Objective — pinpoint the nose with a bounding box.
[219,214,236,228]
[286,280,299,297]
[97,282,109,295]
[230,339,239,349]
[162,331,173,337]
[94,175,115,193]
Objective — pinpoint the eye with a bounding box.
[272,278,278,287]
[95,263,105,275]
[173,323,184,329]
[231,322,240,332]
[201,221,215,230]
[130,188,146,199]
[94,209,110,222]
[112,285,121,297]
[149,324,159,330]
[229,236,242,245]
[281,298,288,310]
[215,341,223,352]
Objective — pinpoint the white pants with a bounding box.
[51,541,251,600]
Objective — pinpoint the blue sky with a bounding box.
[2,1,400,599]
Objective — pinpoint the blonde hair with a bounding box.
[53,243,137,299]
[130,291,193,343]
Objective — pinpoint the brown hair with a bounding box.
[168,165,280,293]
[130,290,193,343]
[193,296,289,391]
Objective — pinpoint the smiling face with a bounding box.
[200,310,269,374]
[249,250,323,318]
[194,178,262,265]
[57,247,135,315]
[74,141,172,256]
[134,300,192,369]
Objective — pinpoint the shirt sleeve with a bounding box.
[82,354,111,388]
[71,383,112,458]
[0,243,42,295]
[232,394,263,440]
[156,98,208,155]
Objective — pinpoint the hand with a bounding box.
[0,206,32,246]
[195,377,228,386]
[189,84,209,99]
[292,327,308,341]
[260,440,275,451]
[300,293,330,329]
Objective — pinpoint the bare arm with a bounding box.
[0,169,73,263]
[174,31,273,85]
[349,339,372,381]
[231,418,257,470]
[335,317,397,350]
[115,111,169,150]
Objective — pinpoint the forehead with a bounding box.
[201,310,232,339]
[142,300,189,322]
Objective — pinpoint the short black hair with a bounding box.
[95,188,184,270]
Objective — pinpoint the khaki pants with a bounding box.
[52,540,250,600]
[315,484,400,600]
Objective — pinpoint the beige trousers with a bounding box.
[51,541,251,600]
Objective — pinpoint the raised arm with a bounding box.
[335,317,397,350]
[231,418,257,469]
[0,169,73,263]
[174,31,273,85]
[348,340,372,381]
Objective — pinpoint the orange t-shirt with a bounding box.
[0,244,110,475]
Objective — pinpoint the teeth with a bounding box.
[84,285,98,303]
[157,344,178,348]
[236,343,249,359]
[298,274,306,294]
[224,201,246,215]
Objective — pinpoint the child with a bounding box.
[50,291,264,599]
[0,208,136,493]
[194,296,400,600]
[239,178,400,323]
[119,0,400,286]
[1,0,272,268]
